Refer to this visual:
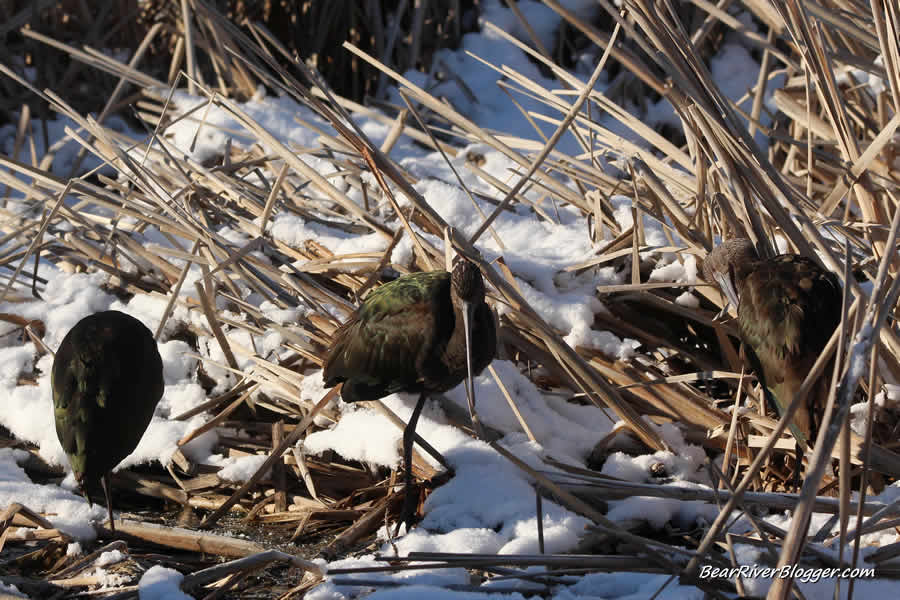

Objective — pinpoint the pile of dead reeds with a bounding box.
[0,0,472,124]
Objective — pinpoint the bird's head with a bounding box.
[450,257,490,442]
[451,259,486,305]
[702,238,759,309]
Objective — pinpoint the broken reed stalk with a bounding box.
[91,519,267,558]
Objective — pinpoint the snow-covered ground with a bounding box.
[0,0,896,598]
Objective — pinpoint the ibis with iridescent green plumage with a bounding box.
[52,310,164,533]
[323,259,496,531]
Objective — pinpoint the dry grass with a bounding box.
[0,0,473,125]
[0,0,899,598]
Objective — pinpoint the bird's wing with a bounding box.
[322,272,453,401]
[738,255,841,365]
[51,341,98,479]
[738,255,841,441]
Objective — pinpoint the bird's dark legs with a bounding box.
[764,386,806,490]
[101,473,116,534]
[408,428,451,472]
[396,392,428,536]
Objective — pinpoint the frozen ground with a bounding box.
[0,0,895,598]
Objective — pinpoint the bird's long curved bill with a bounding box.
[461,300,485,440]
[713,272,740,314]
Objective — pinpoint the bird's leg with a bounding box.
[407,426,452,473]
[101,473,116,534]
[782,377,813,492]
[461,301,486,441]
[396,392,427,536]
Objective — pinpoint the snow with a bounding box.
[0,581,27,599]
[270,214,388,257]
[218,454,270,483]
[310,584,528,600]
[559,572,704,600]
[96,549,126,567]
[138,566,193,600]
[0,448,104,540]
[0,0,895,598]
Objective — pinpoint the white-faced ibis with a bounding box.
[323,259,497,531]
[52,310,164,533]
[703,238,842,447]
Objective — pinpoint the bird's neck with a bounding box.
[440,294,472,370]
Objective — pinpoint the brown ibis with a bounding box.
[323,259,497,531]
[703,238,842,448]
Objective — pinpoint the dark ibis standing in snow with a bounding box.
[323,259,497,531]
[52,310,165,533]
[703,238,842,448]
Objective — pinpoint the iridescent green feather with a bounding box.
[324,271,453,402]
[356,271,450,321]
[323,267,496,403]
